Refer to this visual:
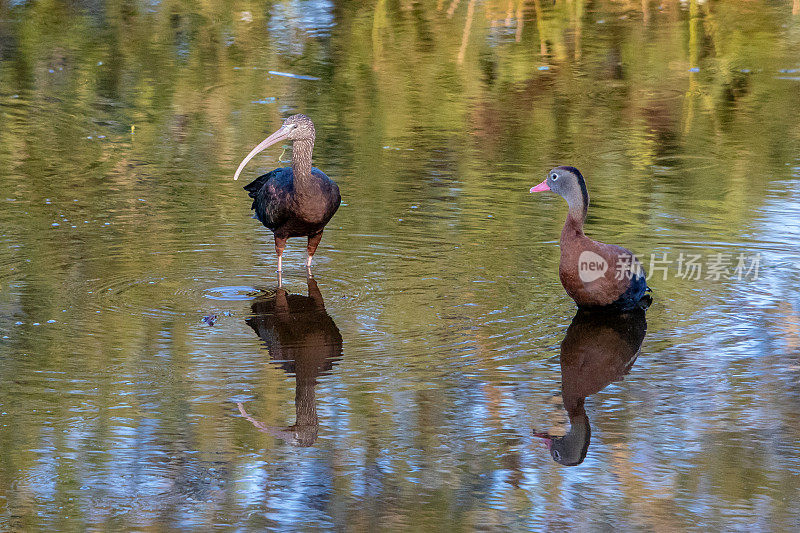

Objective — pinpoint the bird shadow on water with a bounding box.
[534,309,647,465]
[237,277,343,447]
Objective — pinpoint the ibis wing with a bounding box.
[244,168,293,231]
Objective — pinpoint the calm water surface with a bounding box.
[2,0,800,530]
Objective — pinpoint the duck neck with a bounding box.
[554,400,591,464]
[291,139,314,186]
[563,408,591,452]
[562,209,586,239]
[561,188,589,239]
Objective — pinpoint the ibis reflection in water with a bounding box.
[237,278,342,447]
[233,114,341,276]
[535,309,647,466]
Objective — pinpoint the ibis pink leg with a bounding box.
[306,231,323,269]
[275,236,287,273]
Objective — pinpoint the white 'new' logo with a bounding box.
[578,251,608,283]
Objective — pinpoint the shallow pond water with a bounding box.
[2,0,800,530]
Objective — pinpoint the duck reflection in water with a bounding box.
[237,277,342,447]
[535,309,647,465]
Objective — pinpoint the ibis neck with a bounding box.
[287,379,319,446]
[295,379,319,427]
[291,139,315,181]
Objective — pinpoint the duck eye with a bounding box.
[553,450,561,461]
[551,173,558,180]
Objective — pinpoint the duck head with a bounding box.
[233,114,316,180]
[534,412,591,466]
[530,166,590,220]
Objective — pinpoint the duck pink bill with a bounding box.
[530,180,550,193]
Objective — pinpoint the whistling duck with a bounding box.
[234,114,341,274]
[238,278,342,447]
[530,166,651,311]
[535,308,647,465]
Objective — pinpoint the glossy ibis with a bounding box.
[530,166,651,311]
[234,114,341,274]
[238,278,342,447]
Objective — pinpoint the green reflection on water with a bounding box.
[1,0,800,530]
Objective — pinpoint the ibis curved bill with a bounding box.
[233,124,295,181]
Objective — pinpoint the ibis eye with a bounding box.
[551,173,558,180]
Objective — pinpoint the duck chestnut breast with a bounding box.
[530,166,651,311]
